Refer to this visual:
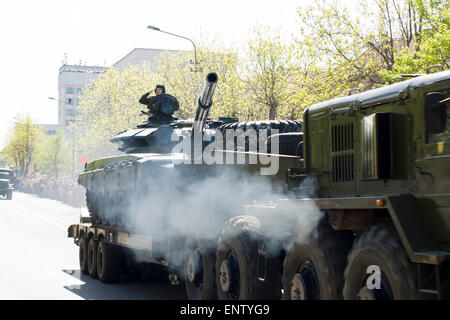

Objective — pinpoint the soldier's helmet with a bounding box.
[155,84,166,94]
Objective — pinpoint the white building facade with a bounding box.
[57,64,104,128]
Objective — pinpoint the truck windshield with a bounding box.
[427,89,450,143]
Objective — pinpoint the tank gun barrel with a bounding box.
[198,72,218,110]
[194,72,218,132]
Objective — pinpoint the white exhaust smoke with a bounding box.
[99,163,323,264]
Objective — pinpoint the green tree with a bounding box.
[381,0,450,79]
[34,128,71,177]
[242,26,297,120]
[156,44,249,121]
[0,115,43,175]
[295,0,447,87]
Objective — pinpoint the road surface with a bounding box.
[0,192,187,300]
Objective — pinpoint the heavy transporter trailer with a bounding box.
[68,220,171,284]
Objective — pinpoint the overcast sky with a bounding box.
[0,0,314,149]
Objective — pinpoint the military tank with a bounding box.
[79,72,220,228]
[78,72,303,231]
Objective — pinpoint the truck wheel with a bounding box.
[97,239,122,283]
[185,237,217,300]
[216,216,282,300]
[87,237,98,279]
[343,224,418,300]
[79,236,89,275]
[282,224,351,300]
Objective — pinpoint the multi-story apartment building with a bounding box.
[57,64,104,128]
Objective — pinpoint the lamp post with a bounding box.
[48,96,75,176]
[147,25,202,72]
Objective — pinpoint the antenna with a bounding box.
[62,53,68,65]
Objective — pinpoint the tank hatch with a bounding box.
[110,126,176,153]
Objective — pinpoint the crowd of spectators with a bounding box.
[14,173,86,207]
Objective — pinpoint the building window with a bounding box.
[66,109,74,116]
[76,88,83,95]
[74,98,79,105]
[65,120,71,126]
[65,87,74,94]
[65,98,73,105]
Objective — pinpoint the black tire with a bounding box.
[79,236,89,275]
[185,236,217,300]
[216,120,303,152]
[97,239,122,283]
[343,224,418,300]
[216,216,282,300]
[217,120,303,135]
[87,237,98,279]
[282,224,351,300]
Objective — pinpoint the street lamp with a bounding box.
[147,25,202,72]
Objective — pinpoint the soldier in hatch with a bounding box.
[139,84,179,121]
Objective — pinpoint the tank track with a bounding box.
[84,159,147,230]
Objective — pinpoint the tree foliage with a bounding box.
[242,27,297,120]
[297,0,449,85]
[381,0,450,79]
[156,44,248,120]
[34,128,71,177]
[0,115,43,174]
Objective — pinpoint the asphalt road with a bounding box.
[0,191,187,300]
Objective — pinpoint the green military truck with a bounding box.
[0,168,14,200]
[277,70,450,300]
[68,70,450,300]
